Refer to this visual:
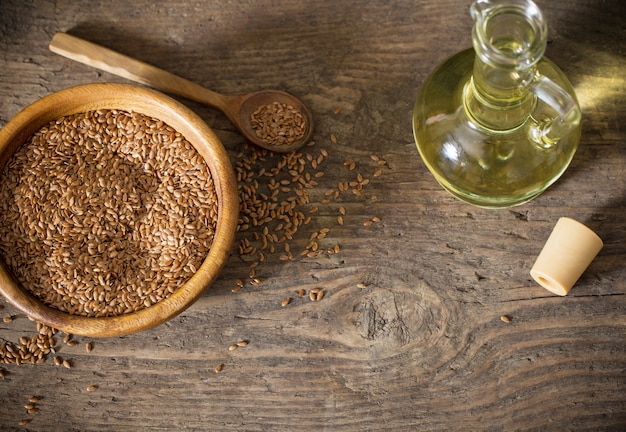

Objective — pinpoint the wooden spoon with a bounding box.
[49,32,313,153]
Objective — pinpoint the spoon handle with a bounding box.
[49,32,233,115]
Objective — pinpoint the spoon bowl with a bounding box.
[49,32,313,153]
[236,90,314,152]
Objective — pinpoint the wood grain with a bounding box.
[0,0,625,430]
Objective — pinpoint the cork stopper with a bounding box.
[530,217,603,296]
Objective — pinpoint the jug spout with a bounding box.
[470,0,547,69]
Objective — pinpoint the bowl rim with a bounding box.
[0,82,239,337]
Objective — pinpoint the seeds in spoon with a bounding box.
[250,102,306,147]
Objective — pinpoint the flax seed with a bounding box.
[0,110,219,317]
[250,102,307,147]
[87,385,99,392]
[281,298,291,307]
[500,315,511,323]
[214,363,224,373]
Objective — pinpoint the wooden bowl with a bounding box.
[0,83,239,337]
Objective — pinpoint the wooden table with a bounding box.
[1,0,624,430]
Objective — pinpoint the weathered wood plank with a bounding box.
[0,0,624,430]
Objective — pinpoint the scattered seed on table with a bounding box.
[214,363,224,373]
[54,356,63,366]
[363,220,373,226]
[236,340,248,347]
[337,216,344,225]
[298,289,305,297]
[357,282,367,289]
[86,385,98,392]
[228,345,238,351]
[281,298,291,307]
[373,169,383,177]
[500,315,511,323]
[3,316,13,323]
[28,396,40,403]
[62,359,72,369]
[0,369,5,379]
[316,290,325,301]
[27,408,38,414]
[24,403,35,410]
[18,419,31,426]
[372,216,381,223]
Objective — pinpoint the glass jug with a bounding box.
[412,0,581,208]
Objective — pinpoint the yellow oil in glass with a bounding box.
[413,48,580,208]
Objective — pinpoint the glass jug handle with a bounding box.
[528,74,581,147]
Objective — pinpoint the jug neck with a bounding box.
[464,0,548,131]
